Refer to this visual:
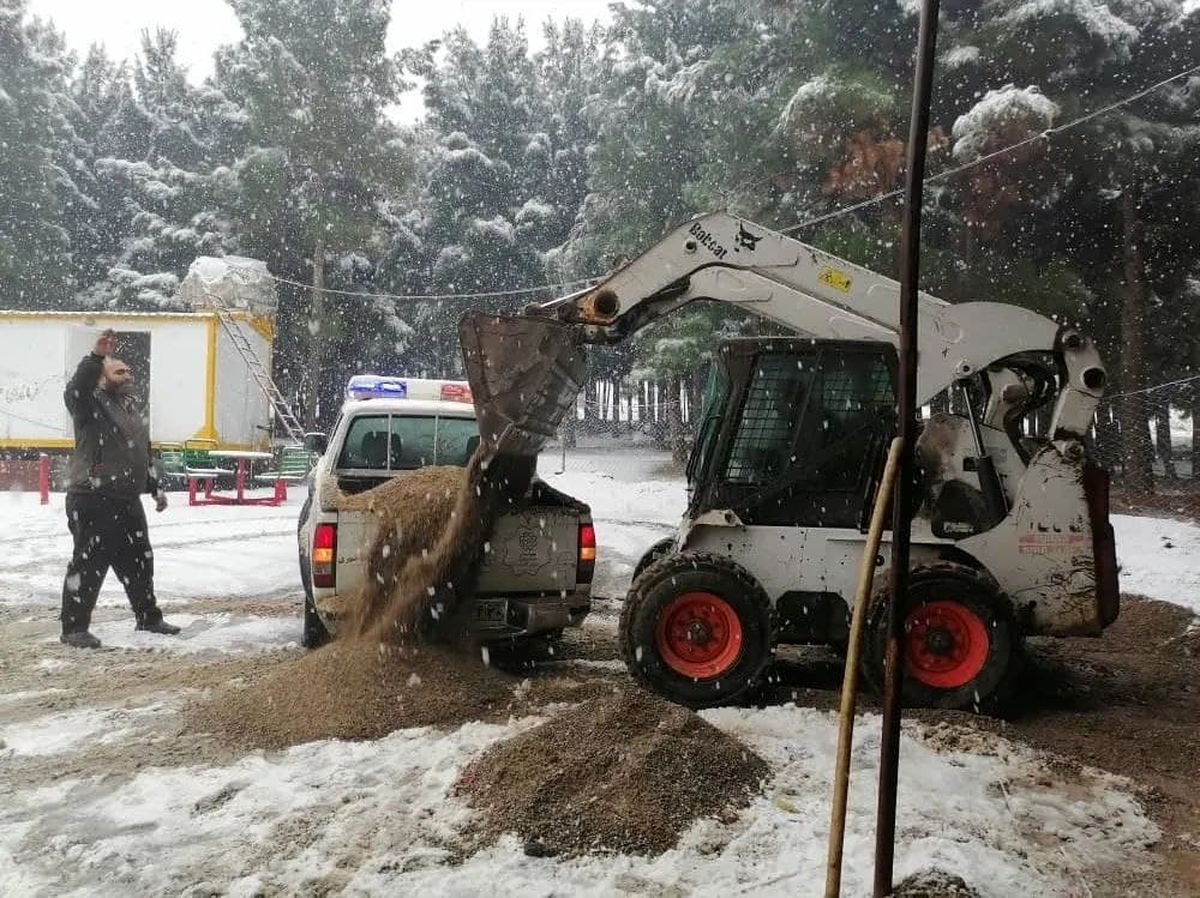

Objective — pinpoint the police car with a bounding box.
[297,375,595,647]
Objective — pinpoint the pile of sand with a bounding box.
[346,452,536,643]
[892,870,981,897]
[456,687,769,856]
[332,466,464,636]
[187,642,519,749]
[189,451,546,749]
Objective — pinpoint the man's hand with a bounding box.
[155,493,169,513]
[94,329,117,358]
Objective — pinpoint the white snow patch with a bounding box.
[952,85,1059,161]
[0,709,1157,896]
[1,703,168,758]
[1112,513,1200,613]
[82,613,300,654]
[998,0,1139,56]
[944,44,981,67]
[0,491,302,607]
[0,688,69,706]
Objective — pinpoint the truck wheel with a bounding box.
[299,549,331,650]
[620,552,774,709]
[864,562,1024,715]
[631,537,676,583]
[302,595,331,649]
[485,635,557,672]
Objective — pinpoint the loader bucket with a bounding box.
[459,312,588,458]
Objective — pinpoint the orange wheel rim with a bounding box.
[904,600,990,689]
[654,591,743,679]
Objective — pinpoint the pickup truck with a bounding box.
[296,376,595,648]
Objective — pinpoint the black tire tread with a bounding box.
[619,551,775,708]
[862,560,1024,716]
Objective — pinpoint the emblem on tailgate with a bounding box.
[501,525,553,576]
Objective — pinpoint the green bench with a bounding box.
[256,445,318,485]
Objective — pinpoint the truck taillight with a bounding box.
[578,522,596,583]
[313,523,337,589]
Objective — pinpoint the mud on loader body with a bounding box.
[461,213,1118,714]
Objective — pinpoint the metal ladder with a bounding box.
[214,310,305,443]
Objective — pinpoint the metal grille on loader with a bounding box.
[215,309,305,443]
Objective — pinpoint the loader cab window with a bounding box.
[708,344,896,528]
[723,354,815,486]
[686,365,730,489]
[337,414,478,471]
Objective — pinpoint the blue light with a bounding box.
[346,374,407,400]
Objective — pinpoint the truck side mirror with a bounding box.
[304,432,327,455]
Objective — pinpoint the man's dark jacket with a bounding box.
[64,353,161,498]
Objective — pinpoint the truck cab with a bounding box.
[297,375,594,647]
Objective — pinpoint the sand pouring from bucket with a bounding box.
[459,312,589,458]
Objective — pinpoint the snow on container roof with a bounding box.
[178,255,278,317]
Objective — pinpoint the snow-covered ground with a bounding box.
[0,447,1195,896]
[1110,513,1200,613]
[5,451,1189,616]
[0,488,302,608]
[0,705,1156,897]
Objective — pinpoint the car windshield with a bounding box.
[336,414,478,470]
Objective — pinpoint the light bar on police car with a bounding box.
[345,375,473,403]
[346,374,408,400]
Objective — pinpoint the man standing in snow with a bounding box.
[59,329,180,648]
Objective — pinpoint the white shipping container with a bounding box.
[0,310,276,451]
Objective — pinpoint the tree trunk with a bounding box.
[1118,189,1155,494]
[304,232,327,432]
[1192,386,1200,485]
[668,375,686,465]
[562,397,577,450]
[1154,398,1176,481]
[1093,403,1120,469]
[579,380,593,435]
[689,370,702,424]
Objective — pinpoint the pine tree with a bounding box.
[216,0,410,427]
[0,0,75,307]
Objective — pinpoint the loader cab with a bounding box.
[686,339,898,529]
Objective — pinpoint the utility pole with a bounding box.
[873,0,940,895]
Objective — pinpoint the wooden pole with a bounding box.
[874,1,940,894]
[824,437,905,898]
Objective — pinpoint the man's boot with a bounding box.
[135,612,181,635]
[60,631,102,649]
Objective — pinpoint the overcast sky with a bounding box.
[26,0,615,118]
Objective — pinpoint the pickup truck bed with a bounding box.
[296,392,594,646]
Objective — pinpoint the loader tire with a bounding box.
[863,562,1023,716]
[631,537,677,584]
[620,552,774,709]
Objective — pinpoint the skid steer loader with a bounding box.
[460,213,1118,713]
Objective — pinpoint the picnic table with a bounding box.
[188,450,282,507]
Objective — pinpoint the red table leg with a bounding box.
[235,458,246,502]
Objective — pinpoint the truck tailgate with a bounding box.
[334,506,579,601]
[477,507,579,592]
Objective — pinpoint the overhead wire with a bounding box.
[225,261,603,303]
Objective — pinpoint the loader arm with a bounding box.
[461,213,1106,456]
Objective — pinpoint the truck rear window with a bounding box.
[337,414,479,470]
